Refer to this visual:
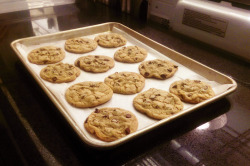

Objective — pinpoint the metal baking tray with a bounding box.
[11,22,237,148]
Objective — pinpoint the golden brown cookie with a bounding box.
[84,107,138,142]
[94,33,126,48]
[40,63,80,83]
[114,46,147,63]
[169,79,215,104]
[133,88,183,120]
[74,55,115,73]
[139,59,178,79]
[65,82,113,108]
[28,46,65,65]
[104,72,145,94]
[64,37,97,54]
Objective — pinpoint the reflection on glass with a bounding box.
[170,140,203,165]
[196,122,210,130]
[29,7,59,36]
[196,114,227,131]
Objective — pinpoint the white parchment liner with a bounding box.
[16,27,233,146]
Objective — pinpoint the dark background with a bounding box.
[0,1,249,165]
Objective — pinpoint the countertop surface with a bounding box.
[0,1,249,166]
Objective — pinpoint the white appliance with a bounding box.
[148,0,250,62]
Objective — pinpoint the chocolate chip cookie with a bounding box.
[133,88,183,120]
[74,55,115,73]
[139,59,178,79]
[94,33,126,48]
[65,37,97,54]
[40,63,80,83]
[114,46,147,63]
[169,79,215,104]
[65,81,113,108]
[104,72,145,94]
[84,107,138,142]
[28,46,65,65]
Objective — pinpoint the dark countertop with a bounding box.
[0,1,249,166]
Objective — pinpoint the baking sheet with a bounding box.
[11,23,237,148]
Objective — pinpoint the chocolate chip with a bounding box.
[174,65,178,68]
[52,77,57,82]
[76,60,80,67]
[148,61,152,64]
[103,115,108,118]
[125,128,130,134]
[173,85,177,88]
[194,80,201,83]
[167,68,172,72]
[43,60,48,64]
[125,114,131,118]
[84,118,88,123]
[158,64,164,67]
[188,93,192,97]
[141,65,145,69]
[150,98,155,101]
[160,74,166,79]
[108,76,113,79]
[94,108,99,113]
[95,56,99,58]
[144,72,149,77]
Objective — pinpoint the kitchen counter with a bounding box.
[0,1,249,165]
